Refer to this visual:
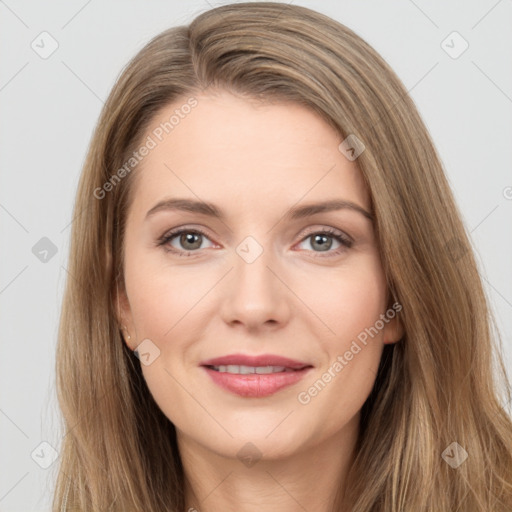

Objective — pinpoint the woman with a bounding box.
[53,2,512,511]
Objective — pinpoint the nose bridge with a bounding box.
[235,239,274,291]
[234,235,280,301]
[220,233,290,327]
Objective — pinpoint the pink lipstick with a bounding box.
[200,353,313,398]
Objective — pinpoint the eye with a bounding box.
[295,227,353,257]
[157,226,353,258]
[157,227,215,257]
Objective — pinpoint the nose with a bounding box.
[219,243,292,332]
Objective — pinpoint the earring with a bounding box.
[122,325,131,340]
[122,325,138,356]
[123,325,139,357]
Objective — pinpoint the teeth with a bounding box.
[211,365,288,374]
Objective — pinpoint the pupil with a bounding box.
[181,233,201,250]
[312,234,331,251]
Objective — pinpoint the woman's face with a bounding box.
[118,90,402,461]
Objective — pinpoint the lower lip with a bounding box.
[202,366,312,398]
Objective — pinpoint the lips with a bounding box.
[200,353,313,398]
[200,353,311,370]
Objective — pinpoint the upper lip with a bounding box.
[200,353,312,370]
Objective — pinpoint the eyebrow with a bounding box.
[145,197,373,222]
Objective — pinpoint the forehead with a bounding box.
[126,90,369,222]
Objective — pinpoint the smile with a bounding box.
[202,365,312,397]
[208,365,295,374]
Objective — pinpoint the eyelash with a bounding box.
[156,226,353,259]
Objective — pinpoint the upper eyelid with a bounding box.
[296,225,352,243]
[161,225,352,246]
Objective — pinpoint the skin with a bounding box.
[117,89,403,512]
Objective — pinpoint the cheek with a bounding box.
[123,259,204,426]
[293,257,388,431]
[126,274,173,340]
[124,254,210,342]
[298,254,388,345]
[295,254,387,401]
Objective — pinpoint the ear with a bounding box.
[382,302,405,345]
[113,282,136,351]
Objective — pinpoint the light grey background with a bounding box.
[1,1,511,510]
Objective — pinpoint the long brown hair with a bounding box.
[53,2,512,510]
